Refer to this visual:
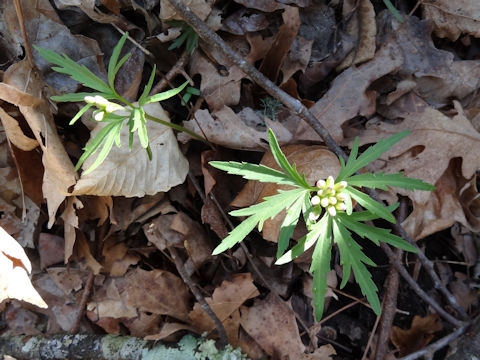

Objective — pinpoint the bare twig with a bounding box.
[149,50,190,96]
[319,299,361,325]
[167,0,470,325]
[70,271,95,334]
[168,246,228,348]
[362,313,381,360]
[398,323,469,360]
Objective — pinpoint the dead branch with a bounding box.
[166,0,469,327]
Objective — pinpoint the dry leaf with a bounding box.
[87,278,137,319]
[391,314,443,356]
[38,233,65,269]
[189,273,259,334]
[125,268,191,321]
[297,41,403,142]
[222,9,270,35]
[145,322,198,341]
[46,268,89,295]
[160,0,212,21]
[72,102,189,196]
[233,0,283,12]
[0,226,48,308]
[281,36,313,84]
[338,0,376,70]
[231,144,340,242]
[298,345,336,359]
[0,107,39,151]
[181,107,292,150]
[102,237,139,277]
[422,0,480,41]
[61,196,83,263]
[73,231,103,274]
[240,293,305,358]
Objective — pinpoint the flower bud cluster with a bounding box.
[84,95,125,121]
[309,176,348,221]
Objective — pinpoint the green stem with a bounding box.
[145,113,208,144]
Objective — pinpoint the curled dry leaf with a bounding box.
[0,226,48,309]
[391,314,443,357]
[102,237,139,277]
[231,144,340,242]
[160,0,212,21]
[422,0,480,41]
[337,0,376,71]
[72,102,189,197]
[240,292,305,358]
[0,107,38,151]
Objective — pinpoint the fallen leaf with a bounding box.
[391,314,443,356]
[422,0,480,41]
[280,36,313,84]
[72,102,189,197]
[298,345,336,359]
[233,0,283,12]
[0,107,39,151]
[125,268,191,321]
[338,0,376,70]
[160,0,212,21]
[189,273,259,337]
[144,322,198,341]
[240,292,305,358]
[61,196,83,263]
[102,237,139,277]
[47,267,89,295]
[222,9,270,35]
[0,226,48,308]
[231,144,340,242]
[87,278,138,319]
[449,272,478,310]
[3,302,41,336]
[38,233,65,269]
[73,231,103,275]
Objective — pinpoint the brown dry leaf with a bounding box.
[160,0,212,21]
[259,6,300,83]
[281,36,313,85]
[189,273,259,336]
[233,0,284,12]
[181,107,292,150]
[73,231,103,274]
[232,145,340,242]
[222,9,270,35]
[449,272,478,310]
[144,322,198,341]
[422,0,480,41]
[338,0,376,71]
[240,292,305,358]
[3,302,41,336]
[0,226,48,309]
[125,268,191,321]
[77,196,113,226]
[201,197,229,240]
[87,278,138,319]
[297,41,403,143]
[46,268,89,295]
[451,224,478,266]
[2,60,77,228]
[298,345,336,359]
[122,311,163,338]
[38,233,64,269]
[391,314,443,356]
[0,107,38,151]
[61,196,83,263]
[102,237,139,277]
[72,102,189,196]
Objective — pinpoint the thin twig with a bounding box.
[70,271,95,333]
[166,0,469,324]
[319,299,361,325]
[362,313,381,360]
[374,200,407,359]
[397,323,469,360]
[168,246,228,348]
[149,50,190,96]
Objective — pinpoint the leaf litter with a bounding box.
[1,0,480,359]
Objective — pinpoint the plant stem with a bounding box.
[145,113,208,143]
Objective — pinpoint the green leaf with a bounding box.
[137,109,149,148]
[70,103,93,125]
[337,214,418,253]
[145,80,189,104]
[209,161,300,187]
[347,203,399,222]
[35,46,111,94]
[346,172,435,191]
[51,92,114,103]
[277,193,307,258]
[344,186,396,223]
[383,0,404,23]
[332,220,381,315]
[276,214,328,265]
[108,32,129,87]
[268,129,311,189]
[138,65,156,105]
[310,216,332,321]
[213,189,306,255]
[337,131,410,181]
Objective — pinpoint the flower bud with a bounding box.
[337,193,348,202]
[105,103,124,113]
[93,110,105,121]
[327,206,336,216]
[94,95,110,107]
[334,181,348,191]
[309,210,321,222]
[335,203,347,211]
[320,197,330,208]
[316,179,326,188]
[84,95,96,104]
[329,197,337,205]
[317,189,324,196]
[326,176,335,189]
[310,195,320,206]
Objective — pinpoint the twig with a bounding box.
[319,299,361,325]
[149,50,190,96]
[70,271,95,333]
[397,323,469,360]
[167,0,470,324]
[374,200,407,359]
[168,246,228,348]
[362,313,381,360]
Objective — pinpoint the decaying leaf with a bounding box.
[231,144,340,242]
[391,314,443,356]
[102,237,139,277]
[160,0,212,21]
[72,102,189,197]
[422,0,480,41]
[240,292,305,358]
[337,0,376,71]
[0,226,48,309]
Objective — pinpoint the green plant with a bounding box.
[257,96,283,121]
[210,130,435,320]
[168,20,199,54]
[35,32,204,174]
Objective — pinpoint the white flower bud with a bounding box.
[327,206,337,216]
[105,103,124,113]
[320,197,330,208]
[337,193,348,202]
[94,95,110,107]
[311,195,320,206]
[316,179,326,188]
[317,189,324,196]
[334,181,348,191]
[93,110,105,121]
[326,176,335,189]
[309,211,320,222]
[336,203,347,211]
[329,197,337,205]
[84,95,96,104]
